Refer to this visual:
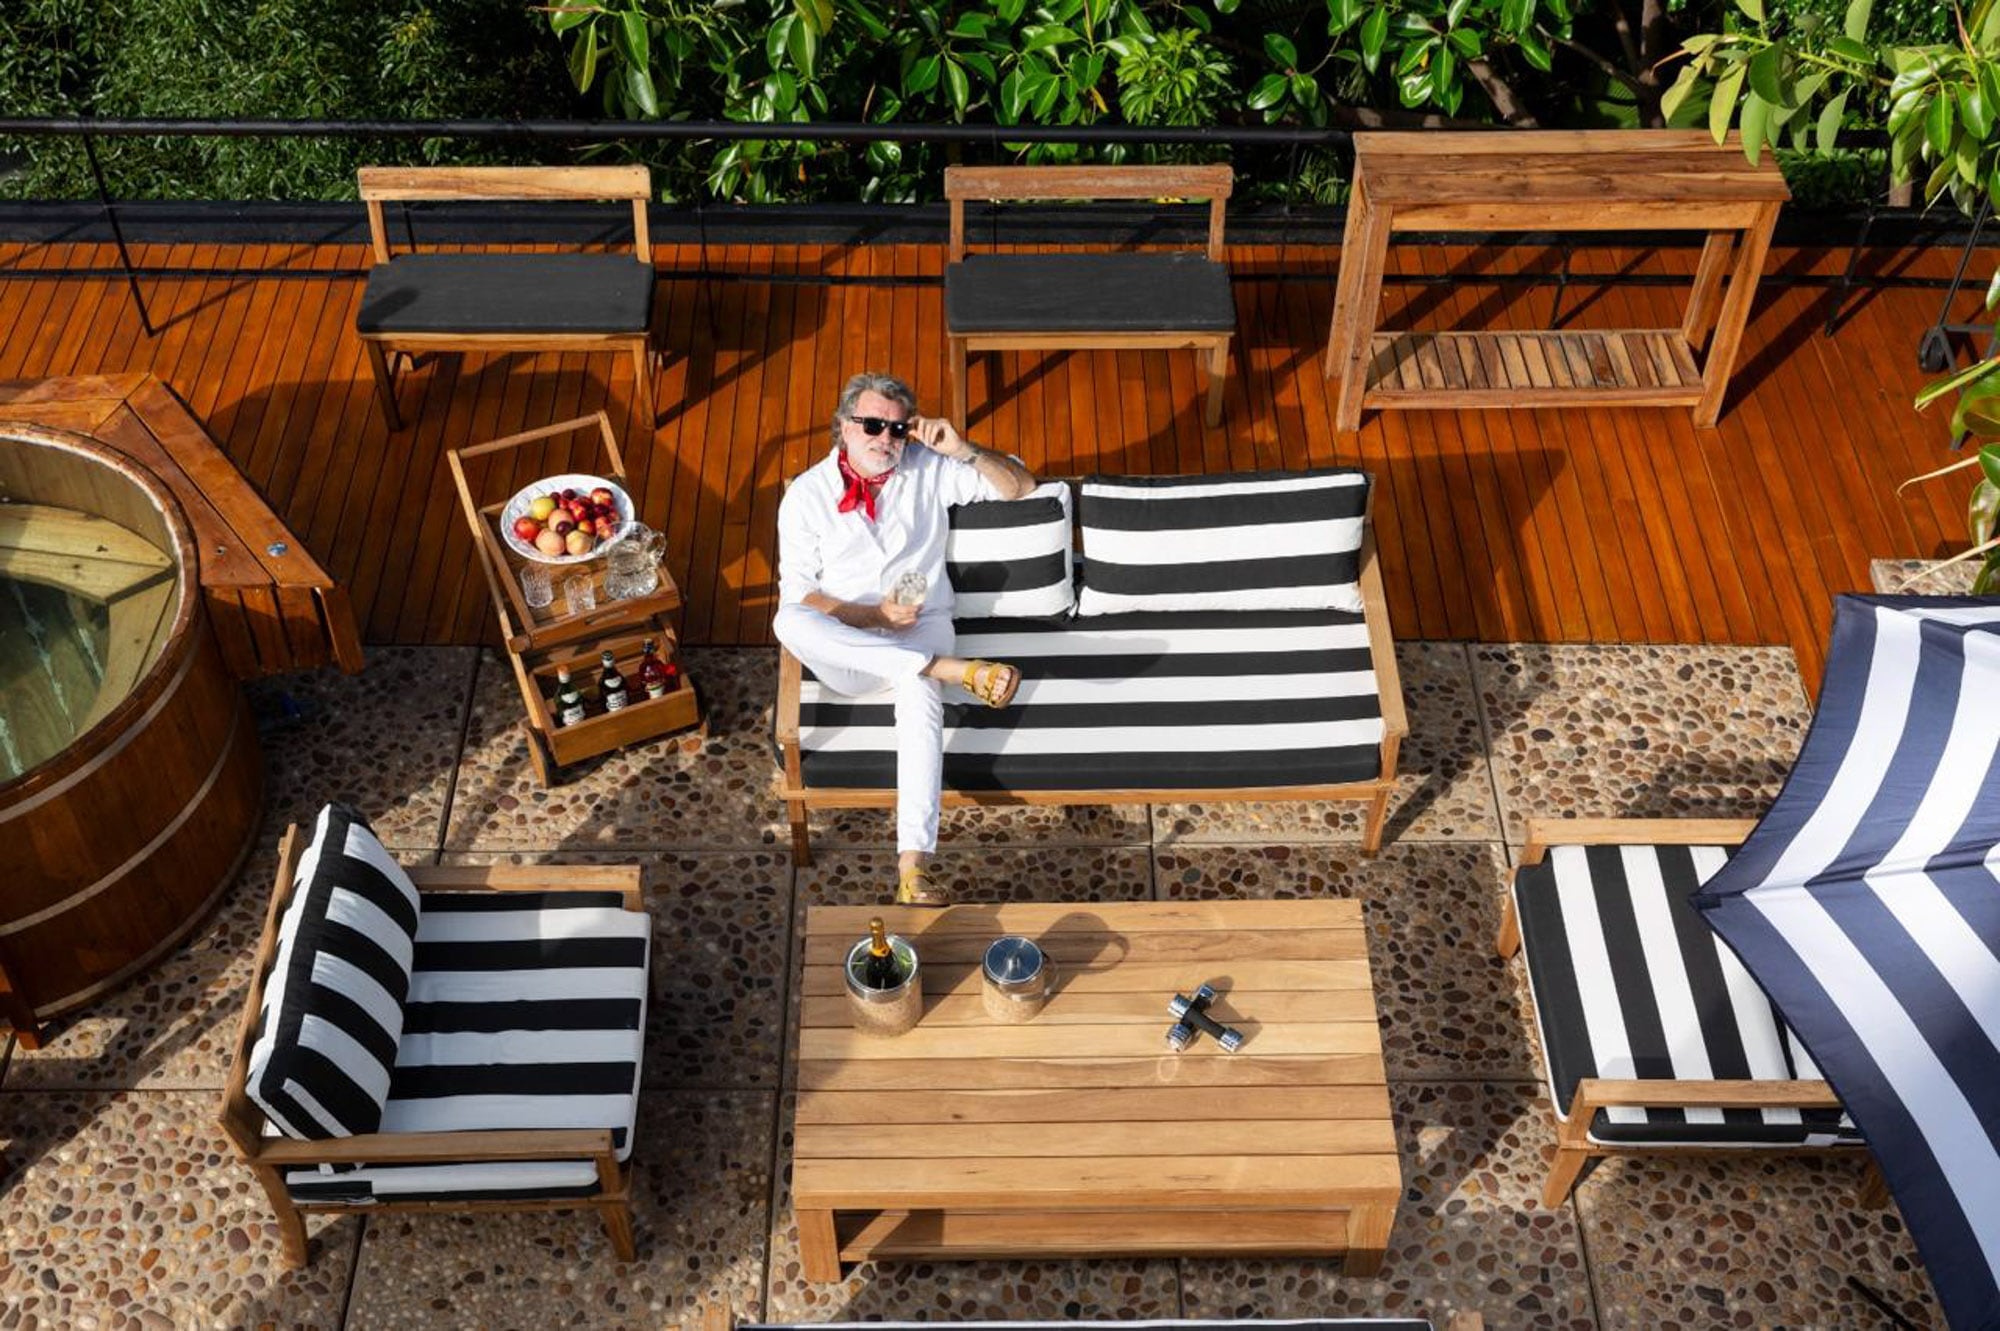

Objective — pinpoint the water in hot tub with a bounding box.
[0,574,111,780]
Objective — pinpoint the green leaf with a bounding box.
[1746,45,1788,106]
[1916,355,2000,410]
[999,68,1026,120]
[1736,0,1765,22]
[1826,35,1874,64]
[905,53,940,94]
[549,6,594,35]
[1446,0,1472,26]
[1951,373,2000,437]
[1518,30,1551,72]
[1982,442,2000,491]
[1327,0,1365,32]
[1359,7,1388,73]
[845,0,893,39]
[1928,92,1957,156]
[1816,88,1849,153]
[613,11,649,70]
[624,64,659,116]
[1435,43,1456,90]
[768,14,794,67]
[1710,64,1744,141]
[1741,90,1771,161]
[1446,27,1482,57]
[1660,64,1701,124]
[1265,33,1299,67]
[960,50,997,82]
[1963,85,1995,139]
[944,58,969,113]
[1021,24,1079,52]
[1843,0,1872,39]
[797,0,834,32]
[1499,0,1531,33]
[567,29,599,90]
[996,0,1028,20]
[1986,261,2000,311]
[1247,72,1288,109]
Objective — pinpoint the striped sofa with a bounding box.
[220,806,651,1266]
[1498,817,1875,1207]
[774,468,1408,861]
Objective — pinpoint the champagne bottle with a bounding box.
[599,649,629,712]
[638,638,670,699]
[555,666,586,727]
[860,916,900,989]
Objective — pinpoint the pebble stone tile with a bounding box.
[444,647,789,852]
[441,848,794,1090]
[1472,644,1810,841]
[249,644,480,850]
[1575,1154,1943,1330]
[5,844,279,1091]
[1178,1082,1596,1329]
[0,1089,360,1329]
[1155,642,1502,845]
[813,800,1152,851]
[1154,841,1530,1080]
[342,1091,774,1330]
[1868,557,1980,595]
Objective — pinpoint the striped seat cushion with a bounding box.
[945,481,1074,618]
[247,804,421,1139]
[1513,843,1860,1147]
[1076,468,1368,616]
[797,607,1385,792]
[284,887,651,1205]
[740,1322,1436,1331]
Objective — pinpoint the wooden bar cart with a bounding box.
[447,413,702,785]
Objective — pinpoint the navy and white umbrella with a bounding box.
[1694,594,2000,1330]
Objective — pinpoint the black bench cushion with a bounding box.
[1513,842,1860,1148]
[945,253,1235,333]
[796,607,1384,792]
[356,253,654,336]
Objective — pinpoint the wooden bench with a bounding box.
[944,164,1237,428]
[355,165,659,431]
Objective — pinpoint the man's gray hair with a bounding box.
[830,371,918,450]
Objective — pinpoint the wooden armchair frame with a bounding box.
[1499,816,1886,1209]
[696,1302,1486,1331]
[772,502,1407,864]
[355,165,658,430]
[944,164,1236,427]
[218,825,648,1266]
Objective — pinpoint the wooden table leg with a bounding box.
[1326,186,1391,434]
[797,1207,843,1282]
[1342,1202,1393,1277]
[1693,202,1779,429]
[1680,231,1736,354]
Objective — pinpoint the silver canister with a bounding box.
[981,935,1054,1024]
[844,931,922,1036]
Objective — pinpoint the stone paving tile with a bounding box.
[813,800,1153,851]
[444,848,793,1090]
[1179,1082,1595,1329]
[1473,644,1809,841]
[249,644,479,850]
[0,1089,359,1328]
[343,1090,774,1329]
[6,842,280,1091]
[1156,642,1501,845]
[445,647,787,852]
[1155,841,1530,1080]
[1576,1154,1942,1331]
[1869,557,1979,595]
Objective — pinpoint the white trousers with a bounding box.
[774,604,957,855]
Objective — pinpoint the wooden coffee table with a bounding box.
[792,900,1399,1280]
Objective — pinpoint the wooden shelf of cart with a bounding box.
[1323,130,1788,431]
[447,412,703,785]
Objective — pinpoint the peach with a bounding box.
[534,528,566,557]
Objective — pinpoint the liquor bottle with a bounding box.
[860,917,901,989]
[598,649,629,712]
[638,638,671,699]
[555,666,586,727]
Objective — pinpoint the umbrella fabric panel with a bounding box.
[1695,595,2000,1331]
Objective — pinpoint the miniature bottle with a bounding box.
[638,638,671,699]
[556,666,586,727]
[598,649,629,712]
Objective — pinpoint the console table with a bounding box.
[792,899,1398,1280]
[1323,130,1789,431]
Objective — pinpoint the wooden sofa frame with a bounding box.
[1498,816,1887,1209]
[218,825,646,1266]
[355,165,658,431]
[944,164,1235,428]
[697,1303,1487,1331]
[773,516,1407,864]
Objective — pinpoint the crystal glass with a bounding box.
[562,573,597,617]
[518,562,554,610]
[605,524,664,600]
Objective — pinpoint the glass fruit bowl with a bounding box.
[500,474,637,565]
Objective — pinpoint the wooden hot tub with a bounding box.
[0,423,262,1046]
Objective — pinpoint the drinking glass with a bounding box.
[519,562,554,610]
[562,573,597,617]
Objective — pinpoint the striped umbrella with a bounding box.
[1693,594,2000,1330]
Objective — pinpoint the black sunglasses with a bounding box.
[849,415,911,439]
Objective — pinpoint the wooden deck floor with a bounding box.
[0,235,1978,685]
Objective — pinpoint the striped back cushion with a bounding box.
[1075,468,1369,616]
[945,481,1074,618]
[247,804,421,1139]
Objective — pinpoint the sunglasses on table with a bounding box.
[848,415,912,439]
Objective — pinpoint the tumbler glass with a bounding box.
[519,562,554,610]
[562,573,597,617]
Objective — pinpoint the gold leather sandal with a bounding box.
[961,659,1020,708]
[896,865,953,908]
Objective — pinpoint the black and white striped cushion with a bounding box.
[740,1322,1437,1331]
[247,804,421,1139]
[285,887,650,1203]
[945,481,1074,618]
[1075,468,1368,616]
[1513,842,1860,1147]
[798,607,1385,792]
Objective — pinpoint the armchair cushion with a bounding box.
[1075,468,1369,616]
[246,804,422,1139]
[945,481,1074,618]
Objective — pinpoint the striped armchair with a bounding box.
[220,807,651,1265]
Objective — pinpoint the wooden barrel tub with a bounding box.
[0,423,262,1046]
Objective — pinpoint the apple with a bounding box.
[590,486,616,508]
[564,529,594,556]
[576,517,596,536]
[512,516,542,542]
[597,517,620,538]
[529,495,557,522]
[549,512,576,536]
[534,529,566,557]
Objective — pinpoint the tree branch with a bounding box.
[1467,56,1540,126]
[1553,36,1645,95]
[1608,0,1643,72]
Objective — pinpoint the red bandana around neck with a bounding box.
[836,451,892,522]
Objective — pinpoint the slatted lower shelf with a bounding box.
[836,1208,1355,1262]
[1365,328,1703,407]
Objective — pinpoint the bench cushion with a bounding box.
[356,253,654,336]
[946,482,1075,618]
[1077,468,1369,616]
[797,607,1385,792]
[247,804,421,1140]
[945,253,1235,333]
[1514,842,1860,1147]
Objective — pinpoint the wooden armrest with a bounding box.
[358,164,650,203]
[1518,815,1760,868]
[1571,1077,1842,1115]
[943,163,1233,202]
[408,863,645,910]
[252,1126,616,1167]
[775,647,803,748]
[1357,526,1406,742]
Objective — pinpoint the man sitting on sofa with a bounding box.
[774,371,1037,907]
